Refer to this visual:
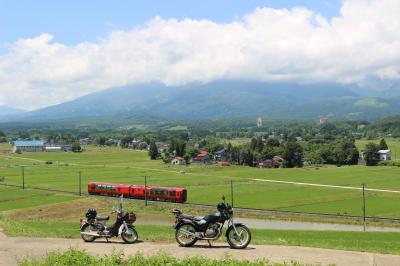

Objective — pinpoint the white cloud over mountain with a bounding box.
[1,0,400,110]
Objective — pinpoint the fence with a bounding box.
[2,165,400,226]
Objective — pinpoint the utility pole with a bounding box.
[79,171,82,196]
[362,183,366,232]
[230,180,234,207]
[144,176,148,206]
[22,166,25,189]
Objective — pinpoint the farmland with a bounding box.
[355,139,400,160]
[2,144,400,218]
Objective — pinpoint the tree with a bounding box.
[94,136,106,146]
[71,143,82,152]
[363,143,380,166]
[161,150,172,163]
[379,138,388,150]
[332,139,359,165]
[283,141,303,168]
[148,141,159,160]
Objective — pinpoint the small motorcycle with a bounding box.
[80,195,138,243]
[172,197,251,249]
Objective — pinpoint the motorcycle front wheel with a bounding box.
[121,225,138,244]
[80,224,96,242]
[175,223,197,247]
[226,224,251,249]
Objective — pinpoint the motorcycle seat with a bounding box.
[181,214,203,221]
[96,216,110,221]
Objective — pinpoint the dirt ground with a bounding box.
[1,228,400,266]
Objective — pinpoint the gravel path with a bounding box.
[1,229,400,266]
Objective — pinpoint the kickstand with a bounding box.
[106,238,109,243]
[207,240,212,247]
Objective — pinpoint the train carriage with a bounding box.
[88,181,187,203]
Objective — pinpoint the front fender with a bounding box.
[225,223,245,237]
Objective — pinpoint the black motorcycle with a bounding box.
[171,197,251,249]
[80,195,138,243]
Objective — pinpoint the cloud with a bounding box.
[1,0,400,110]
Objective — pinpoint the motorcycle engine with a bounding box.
[205,223,220,238]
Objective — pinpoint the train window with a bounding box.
[182,190,187,200]
[151,188,167,196]
[91,184,97,190]
[169,190,176,196]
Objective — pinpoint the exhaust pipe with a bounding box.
[80,232,101,237]
[179,228,196,237]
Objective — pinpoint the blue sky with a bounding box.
[1,0,342,46]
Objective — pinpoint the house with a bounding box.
[218,161,230,167]
[192,150,211,164]
[214,149,228,162]
[378,150,391,160]
[171,156,186,165]
[128,139,140,149]
[257,156,284,168]
[13,140,44,153]
[156,142,170,153]
[273,155,284,167]
[79,138,92,145]
[257,159,276,168]
[319,116,330,124]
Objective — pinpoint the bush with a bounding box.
[45,161,53,165]
[19,248,299,266]
[378,160,400,167]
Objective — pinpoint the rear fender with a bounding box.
[225,223,245,237]
[175,220,195,229]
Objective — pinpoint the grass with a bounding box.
[2,216,400,255]
[356,139,400,160]
[19,248,300,266]
[2,145,400,217]
[0,187,78,211]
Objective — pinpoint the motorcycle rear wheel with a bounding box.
[121,225,138,244]
[80,224,96,242]
[175,223,197,247]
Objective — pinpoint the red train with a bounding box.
[88,181,187,203]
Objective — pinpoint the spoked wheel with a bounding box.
[175,223,197,247]
[80,224,96,242]
[121,225,138,244]
[226,224,251,249]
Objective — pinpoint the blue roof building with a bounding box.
[13,140,44,153]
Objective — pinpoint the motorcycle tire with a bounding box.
[80,223,96,242]
[121,225,138,244]
[226,224,251,249]
[175,223,197,247]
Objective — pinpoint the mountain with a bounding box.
[1,81,400,125]
[0,106,25,117]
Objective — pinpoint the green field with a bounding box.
[2,145,400,217]
[356,139,400,160]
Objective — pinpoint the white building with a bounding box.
[171,157,186,165]
[378,150,392,160]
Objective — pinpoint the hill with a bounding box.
[1,81,400,125]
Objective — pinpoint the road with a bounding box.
[1,229,399,266]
